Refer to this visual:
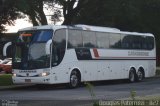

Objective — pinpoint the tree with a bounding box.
[0,0,63,32]
[0,0,22,33]
[15,0,48,26]
[71,0,160,65]
[51,9,62,25]
[52,0,88,25]
[0,0,51,33]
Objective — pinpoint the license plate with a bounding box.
[25,79,31,83]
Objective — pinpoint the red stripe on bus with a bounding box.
[93,48,99,58]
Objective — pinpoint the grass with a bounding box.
[127,90,160,100]
[123,95,160,106]
[156,69,160,76]
[105,91,160,106]
[0,74,13,86]
[134,95,160,100]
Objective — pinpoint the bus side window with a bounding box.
[82,31,96,48]
[52,29,66,66]
[145,36,154,50]
[121,34,127,49]
[68,30,83,48]
[109,33,121,49]
[96,32,109,48]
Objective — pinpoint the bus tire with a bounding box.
[69,70,80,88]
[129,68,136,83]
[136,68,144,82]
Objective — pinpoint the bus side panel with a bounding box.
[50,49,78,84]
[50,48,156,84]
[146,60,156,77]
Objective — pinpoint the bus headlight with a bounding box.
[13,73,17,77]
[41,72,50,77]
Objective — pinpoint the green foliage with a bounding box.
[85,82,99,106]
[85,82,96,99]
[130,90,136,101]
[15,0,48,26]
[0,74,13,86]
[0,0,48,33]
[0,0,22,32]
[156,69,160,76]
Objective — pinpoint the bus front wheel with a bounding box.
[69,70,80,88]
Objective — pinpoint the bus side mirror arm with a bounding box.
[45,39,52,55]
[3,42,12,57]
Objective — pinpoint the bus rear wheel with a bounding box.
[129,68,136,83]
[136,69,144,82]
[69,70,80,88]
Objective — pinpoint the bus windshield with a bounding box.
[13,30,53,70]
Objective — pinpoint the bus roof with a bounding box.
[18,24,154,37]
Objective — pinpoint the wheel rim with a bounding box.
[130,71,135,82]
[70,74,78,87]
[137,71,143,81]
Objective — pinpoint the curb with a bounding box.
[0,84,34,90]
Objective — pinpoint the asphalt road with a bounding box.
[0,77,160,106]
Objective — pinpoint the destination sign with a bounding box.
[128,51,149,56]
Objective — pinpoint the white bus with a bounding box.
[12,25,156,88]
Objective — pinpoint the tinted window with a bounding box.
[82,31,96,48]
[53,29,66,48]
[52,29,66,66]
[96,32,109,48]
[18,30,53,43]
[32,31,53,42]
[131,35,143,49]
[109,33,121,48]
[139,36,146,49]
[121,34,131,49]
[68,30,83,48]
[121,34,154,50]
[145,36,154,50]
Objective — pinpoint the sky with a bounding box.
[5,18,32,33]
[5,17,63,33]
[5,16,63,33]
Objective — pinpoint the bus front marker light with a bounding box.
[13,73,17,77]
[41,72,50,77]
[42,72,47,76]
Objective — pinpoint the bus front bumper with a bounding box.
[12,76,51,84]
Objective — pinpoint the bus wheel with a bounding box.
[136,69,144,82]
[69,71,80,88]
[129,68,136,83]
